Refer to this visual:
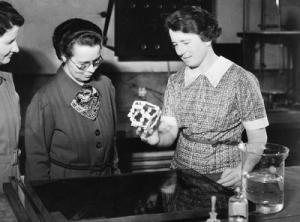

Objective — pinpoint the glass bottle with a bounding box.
[228,187,248,222]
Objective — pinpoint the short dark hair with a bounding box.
[52,18,103,60]
[0,1,24,36]
[165,5,221,41]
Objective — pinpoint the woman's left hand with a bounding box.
[217,165,242,187]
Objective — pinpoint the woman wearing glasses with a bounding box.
[25,18,120,181]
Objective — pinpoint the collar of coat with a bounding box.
[56,66,98,107]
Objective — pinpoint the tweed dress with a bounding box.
[162,57,269,174]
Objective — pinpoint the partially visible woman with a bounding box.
[0,1,24,192]
[25,18,119,181]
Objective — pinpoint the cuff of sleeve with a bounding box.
[161,116,178,127]
[242,117,269,130]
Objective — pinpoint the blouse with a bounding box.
[162,56,269,174]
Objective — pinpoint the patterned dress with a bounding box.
[162,57,269,174]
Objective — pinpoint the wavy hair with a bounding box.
[165,5,221,42]
[0,1,24,36]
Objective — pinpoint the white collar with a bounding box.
[204,56,233,87]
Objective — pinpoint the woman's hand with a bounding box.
[136,118,178,148]
[217,164,242,188]
[136,127,160,146]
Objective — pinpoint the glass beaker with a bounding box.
[242,143,289,214]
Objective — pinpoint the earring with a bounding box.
[205,41,212,46]
[61,55,67,63]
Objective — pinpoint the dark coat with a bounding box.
[25,67,119,181]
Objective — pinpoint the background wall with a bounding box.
[6,0,243,75]
[6,1,300,79]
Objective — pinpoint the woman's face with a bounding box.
[64,43,102,83]
[0,25,20,65]
[169,29,210,69]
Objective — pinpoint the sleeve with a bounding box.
[24,92,55,181]
[108,81,120,174]
[236,71,269,130]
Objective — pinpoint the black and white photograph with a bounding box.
[0,0,300,221]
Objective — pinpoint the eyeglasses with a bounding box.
[69,55,103,71]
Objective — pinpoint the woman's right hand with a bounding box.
[136,127,160,146]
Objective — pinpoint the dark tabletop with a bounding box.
[3,166,300,222]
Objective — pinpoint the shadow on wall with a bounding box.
[6,48,52,124]
[6,49,44,74]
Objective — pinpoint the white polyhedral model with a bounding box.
[128,100,161,133]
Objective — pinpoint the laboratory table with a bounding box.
[2,166,300,222]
